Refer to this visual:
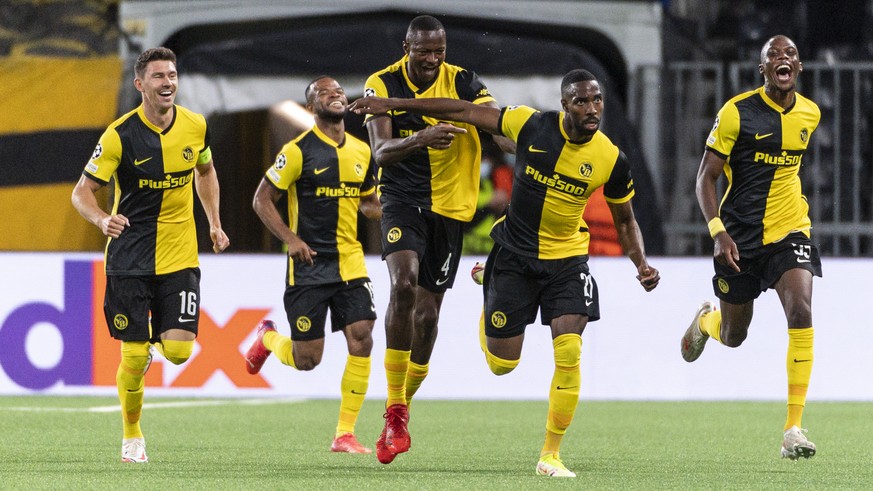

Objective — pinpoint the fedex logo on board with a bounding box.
[0,260,270,391]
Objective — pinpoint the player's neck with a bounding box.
[142,103,174,130]
[764,85,796,110]
[315,118,345,145]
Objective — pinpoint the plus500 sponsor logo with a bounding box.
[0,260,270,391]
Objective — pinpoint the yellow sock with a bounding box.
[117,341,150,440]
[785,327,814,430]
[405,361,429,404]
[542,333,582,457]
[337,355,370,437]
[156,339,193,365]
[699,309,723,343]
[263,330,296,368]
[384,348,410,407]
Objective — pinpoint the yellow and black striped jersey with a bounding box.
[492,105,634,259]
[363,55,496,222]
[706,86,820,249]
[266,125,377,286]
[83,104,211,276]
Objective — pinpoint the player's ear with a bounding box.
[402,40,409,54]
[758,63,764,75]
[798,61,803,73]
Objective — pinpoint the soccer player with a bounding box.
[350,68,660,477]
[360,15,514,464]
[71,47,230,463]
[245,76,382,454]
[679,34,821,460]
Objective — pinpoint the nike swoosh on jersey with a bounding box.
[134,157,153,166]
[796,258,811,263]
[314,167,329,175]
[435,277,449,285]
[178,316,196,323]
[528,145,547,153]
[754,132,774,140]
[392,109,407,116]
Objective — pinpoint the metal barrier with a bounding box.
[632,61,873,256]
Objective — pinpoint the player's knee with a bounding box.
[293,352,322,371]
[120,341,151,372]
[485,349,519,375]
[553,333,582,368]
[160,339,194,365]
[720,329,747,348]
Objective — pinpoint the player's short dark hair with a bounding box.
[135,47,176,79]
[304,75,332,103]
[561,69,598,92]
[407,15,444,36]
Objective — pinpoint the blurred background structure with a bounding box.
[2,0,871,256]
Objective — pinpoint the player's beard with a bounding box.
[316,107,345,122]
[572,118,599,138]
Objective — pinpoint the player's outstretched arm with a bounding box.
[350,97,502,135]
[608,199,660,292]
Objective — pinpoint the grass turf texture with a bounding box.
[1,397,871,489]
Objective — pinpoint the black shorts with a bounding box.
[380,202,464,293]
[282,278,377,341]
[482,244,599,339]
[712,232,823,304]
[103,268,201,342]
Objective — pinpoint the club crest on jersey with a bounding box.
[90,143,103,161]
[800,128,809,143]
[355,162,364,177]
[275,153,287,170]
[295,316,312,332]
[386,227,402,243]
[182,146,195,162]
[579,162,593,178]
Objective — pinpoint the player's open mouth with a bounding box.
[329,101,344,109]
[775,65,792,82]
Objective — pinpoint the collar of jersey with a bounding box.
[311,124,345,148]
[757,86,797,114]
[136,105,176,134]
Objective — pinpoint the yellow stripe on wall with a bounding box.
[0,183,107,251]
[0,56,122,134]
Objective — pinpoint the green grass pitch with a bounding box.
[1,396,871,489]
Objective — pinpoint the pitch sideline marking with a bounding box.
[0,397,305,413]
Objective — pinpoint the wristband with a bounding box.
[707,217,726,238]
